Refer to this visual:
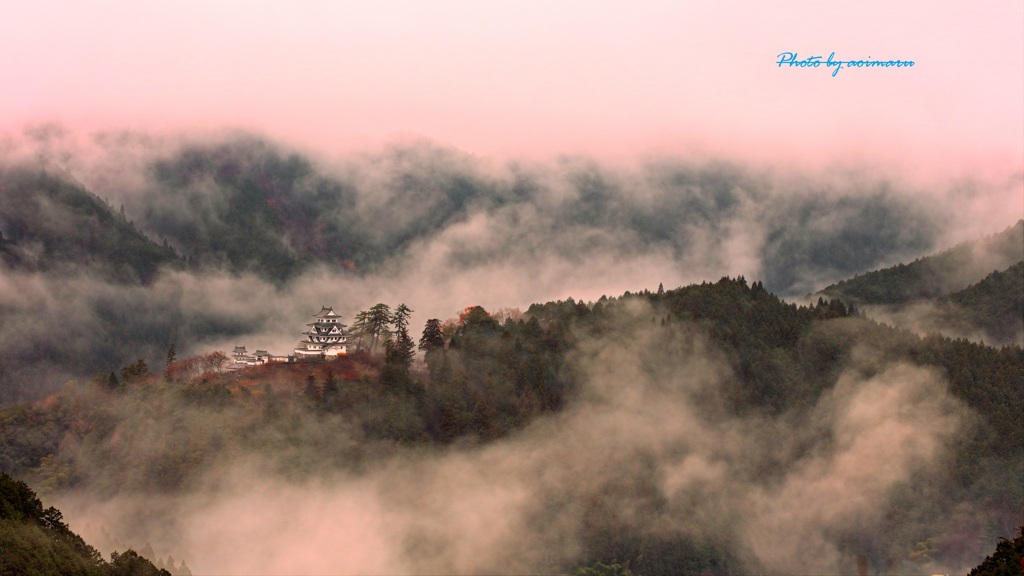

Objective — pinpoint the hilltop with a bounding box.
[818,219,1022,305]
[0,279,1019,574]
[818,220,1023,345]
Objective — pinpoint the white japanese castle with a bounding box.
[293,306,349,358]
[229,306,349,369]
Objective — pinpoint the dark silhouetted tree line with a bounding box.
[0,471,171,575]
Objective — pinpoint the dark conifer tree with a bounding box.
[366,303,393,353]
[303,373,320,402]
[107,371,121,391]
[419,319,445,351]
[390,304,416,369]
[419,318,446,383]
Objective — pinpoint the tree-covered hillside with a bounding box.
[59,136,950,292]
[819,220,1023,306]
[0,471,172,575]
[0,279,1019,574]
[0,167,180,284]
[817,221,1023,346]
[943,261,1024,344]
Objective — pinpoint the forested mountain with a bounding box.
[6,136,962,292]
[0,167,180,283]
[0,472,173,575]
[815,220,1023,346]
[117,138,943,289]
[818,219,1023,305]
[0,279,1019,575]
[942,261,1024,344]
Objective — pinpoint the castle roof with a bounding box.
[315,306,339,318]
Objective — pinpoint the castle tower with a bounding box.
[294,306,349,358]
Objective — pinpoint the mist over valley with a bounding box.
[0,131,1021,575]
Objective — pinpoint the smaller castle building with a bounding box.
[229,345,290,369]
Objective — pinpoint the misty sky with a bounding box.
[2,1,1022,178]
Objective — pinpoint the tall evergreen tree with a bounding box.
[419,318,446,383]
[419,319,445,351]
[391,303,416,368]
[365,303,393,354]
[393,303,413,334]
[350,310,370,352]
[379,304,416,392]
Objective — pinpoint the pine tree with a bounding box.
[419,318,446,381]
[419,319,445,352]
[365,304,393,354]
[350,310,370,352]
[390,304,415,368]
[392,303,413,334]
[107,371,121,391]
[380,304,416,392]
[119,359,149,384]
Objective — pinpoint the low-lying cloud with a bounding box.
[53,306,972,574]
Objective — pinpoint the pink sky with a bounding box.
[2,1,1022,176]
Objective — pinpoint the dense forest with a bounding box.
[1,279,1020,574]
[969,525,1024,576]
[0,471,178,575]
[819,220,1022,306]
[818,220,1023,346]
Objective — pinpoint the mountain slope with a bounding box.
[818,220,1023,305]
[0,280,1019,574]
[0,167,180,283]
[0,471,171,575]
[942,261,1024,344]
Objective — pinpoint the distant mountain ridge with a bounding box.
[818,219,1023,305]
[818,220,1023,346]
[0,167,180,283]
[943,261,1024,344]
